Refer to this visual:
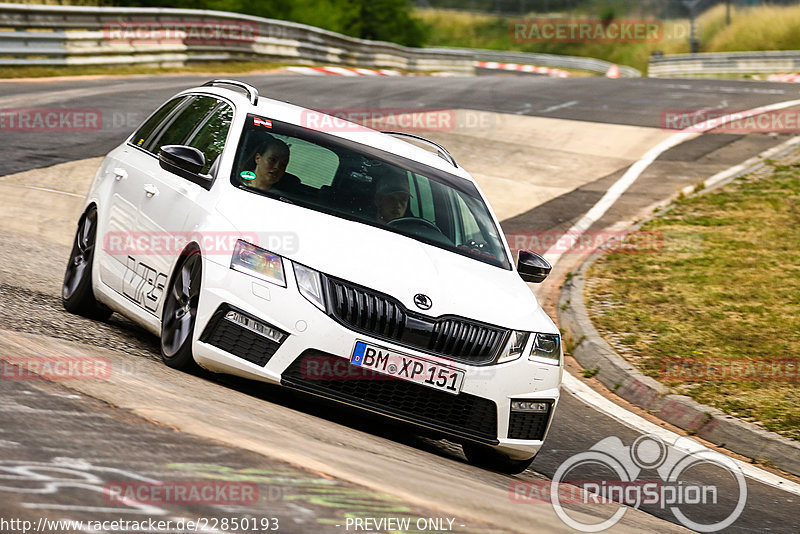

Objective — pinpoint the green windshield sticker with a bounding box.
[240,171,256,181]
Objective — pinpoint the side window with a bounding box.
[409,173,435,222]
[185,103,234,175]
[130,97,186,150]
[456,194,482,240]
[283,136,339,188]
[146,96,219,153]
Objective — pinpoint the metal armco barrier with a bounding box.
[0,3,640,77]
[649,50,800,78]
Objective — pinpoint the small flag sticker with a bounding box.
[254,117,272,128]
[351,342,366,366]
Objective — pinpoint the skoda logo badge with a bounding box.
[413,294,432,310]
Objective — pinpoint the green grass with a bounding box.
[416,4,800,75]
[585,160,800,440]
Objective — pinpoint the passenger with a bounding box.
[374,169,411,223]
[241,135,302,194]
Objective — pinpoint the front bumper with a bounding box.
[192,257,561,459]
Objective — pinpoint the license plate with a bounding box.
[350,340,465,395]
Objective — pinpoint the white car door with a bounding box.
[133,96,234,317]
[97,96,189,298]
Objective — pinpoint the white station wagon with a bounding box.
[62,80,562,473]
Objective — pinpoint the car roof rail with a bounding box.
[202,79,259,105]
[381,131,457,167]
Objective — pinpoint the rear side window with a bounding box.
[145,96,219,153]
[130,97,186,149]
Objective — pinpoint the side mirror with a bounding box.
[158,145,213,190]
[517,250,551,283]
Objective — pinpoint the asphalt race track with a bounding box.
[1,74,799,534]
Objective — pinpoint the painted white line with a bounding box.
[562,373,800,496]
[0,182,83,198]
[543,98,800,266]
[541,100,578,114]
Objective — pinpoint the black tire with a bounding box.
[462,442,536,475]
[62,206,113,320]
[160,249,202,370]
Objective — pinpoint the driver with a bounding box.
[374,169,410,223]
[241,134,302,195]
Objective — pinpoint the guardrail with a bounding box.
[649,50,800,78]
[0,3,640,77]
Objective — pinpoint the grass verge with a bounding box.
[585,157,800,440]
[416,4,800,75]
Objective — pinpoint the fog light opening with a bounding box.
[224,310,286,344]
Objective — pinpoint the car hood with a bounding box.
[216,191,554,332]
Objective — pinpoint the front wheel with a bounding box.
[462,442,536,475]
[160,250,202,370]
[62,206,112,320]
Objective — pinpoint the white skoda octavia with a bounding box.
[62,80,562,473]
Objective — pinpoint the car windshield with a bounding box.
[231,114,510,269]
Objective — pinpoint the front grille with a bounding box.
[328,277,406,339]
[429,318,507,360]
[199,305,286,367]
[281,351,499,444]
[508,404,552,441]
[326,277,508,365]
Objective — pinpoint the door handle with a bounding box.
[143,184,159,198]
[113,168,128,181]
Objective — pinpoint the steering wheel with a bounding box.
[387,217,441,232]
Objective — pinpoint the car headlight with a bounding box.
[496,331,561,365]
[529,333,561,365]
[230,240,286,287]
[293,262,326,312]
[497,331,530,364]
